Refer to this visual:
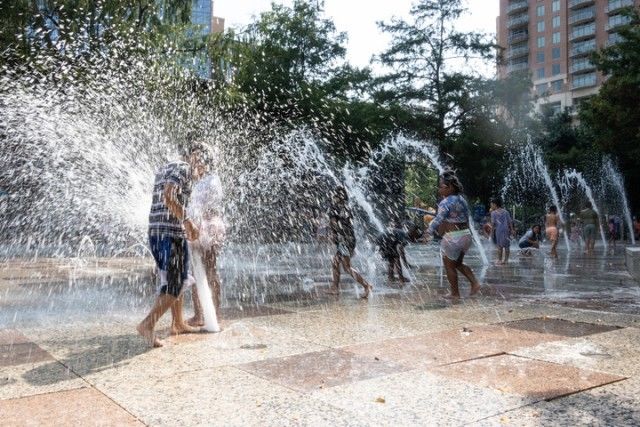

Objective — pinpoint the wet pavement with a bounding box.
[1,243,639,426]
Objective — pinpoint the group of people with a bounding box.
[137,142,488,347]
[137,139,633,348]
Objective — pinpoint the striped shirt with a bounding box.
[148,161,193,238]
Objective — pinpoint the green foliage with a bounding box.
[375,0,497,143]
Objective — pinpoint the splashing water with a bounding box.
[602,158,636,245]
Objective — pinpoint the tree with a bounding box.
[375,0,496,145]
[580,7,640,211]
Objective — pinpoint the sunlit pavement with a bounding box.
[1,245,639,426]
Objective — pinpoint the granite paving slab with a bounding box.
[430,354,626,401]
[237,348,409,392]
[312,369,532,426]
[342,325,565,369]
[96,366,369,427]
[498,317,622,337]
[0,387,143,426]
[0,359,86,400]
[0,328,55,367]
[512,327,640,377]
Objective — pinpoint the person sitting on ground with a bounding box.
[518,225,542,256]
[426,170,481,299]
[137,141,208,348]
[326,185,372,298]
[377,221,410,283]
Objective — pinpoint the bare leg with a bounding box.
[171,294,199,335]
[504,247,510,264]
[551,239,559,258]
[137,294,176,348]
[442,256,460,298]
[326,254,341,295]
[188,287,204,327]
[342,257,372,299]
[395,257,409,283]
[456,253,480,296]
[387,259,395,280]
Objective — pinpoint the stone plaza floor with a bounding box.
[1,245,640,426]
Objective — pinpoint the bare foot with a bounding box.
[325,287,340,295]
[137,322,164,348]
[470,283,481,296]
[442,293,461,300]
[170,323,200,335]
[399,277,410,283]
[187,316,204,327]
[360,284,372,299]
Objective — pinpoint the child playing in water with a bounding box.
[490,197,514,265]
[377,221,410,283]
[545,205,562,259]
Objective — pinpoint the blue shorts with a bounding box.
[149,235,189,297]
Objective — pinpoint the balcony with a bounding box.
[569,8,596,25]
[507,45,530,60]
[572,73,597,89]
[569,24,596,42]
[569,0,595,9]
[570,59,596,74]
[570,40,597,57]
[606,33,625,46]
[507,61,529,73]
[606,15,633,31]
[606,0,634,14]
[507,1,529,15]
[508,30,529,44]
[508,14,529,29]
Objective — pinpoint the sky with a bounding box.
[214,0,500,76]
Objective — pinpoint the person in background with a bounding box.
[326,185,372,298]
[518,224,542,256]
[490,198,514,265]
[426,170,481,299]
[377,221,410,283]
[545,205,562,259]
[580,202,599,256]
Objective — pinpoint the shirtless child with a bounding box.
[545,205,562,259]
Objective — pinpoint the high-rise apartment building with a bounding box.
[190,0,225,78]
[497,0,639,114]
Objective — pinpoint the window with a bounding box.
[537,21,545,32]
[552,32,561,44]
[537,5,545,17]
[537,51,545,63]
[552,47,561,59]
[553,16,561,28]
[552,0,560,13]
[551,79,563,92]
[552,63,561,75]
[537,36,546,48]
[537,67,545,78]
[536,83,548,96]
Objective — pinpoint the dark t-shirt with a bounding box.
[328,204,355,250]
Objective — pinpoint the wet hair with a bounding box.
[549,205,558,214]
[532,224,541,233]
[439,170,464,194]
[181,140,210,161]
[490,197,503,208]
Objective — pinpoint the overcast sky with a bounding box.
[214,0,499,76]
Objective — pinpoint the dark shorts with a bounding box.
[519,241,534,249]
[149,235,189,297]
[335,241,356,258]
[583,224,596,240]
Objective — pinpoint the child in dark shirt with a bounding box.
[377,221,410,283]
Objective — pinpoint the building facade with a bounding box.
[497,0,639,114]
[190,0,225,78]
